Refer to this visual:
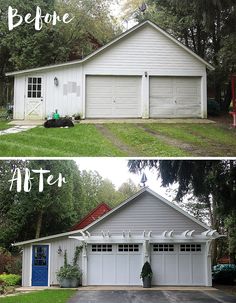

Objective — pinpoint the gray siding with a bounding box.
[87,192,207,236]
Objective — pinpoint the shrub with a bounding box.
[212,264,236,284]
[207,99,221,116]
[140,261,153,279]
[0,274,21,286]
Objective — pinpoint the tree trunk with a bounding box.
[35,210,44,239]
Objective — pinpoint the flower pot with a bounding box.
[60,278,79,288]
[142,276,152,288]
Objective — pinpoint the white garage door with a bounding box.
[86,76,141,118]
[87,244,142,285]
[150,77,201,118]
[151,243,205,285]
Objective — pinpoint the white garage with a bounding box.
[151,243,205,285]
[86,76,141,118]
[87,243,142,285]
[150,77,201,118]
[7,20,214,120]
[15,188,221,287]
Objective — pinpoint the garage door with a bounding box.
[86,76,141,118]
[150,77,201,118]
[151,243,205,285]
[87,244,142,285]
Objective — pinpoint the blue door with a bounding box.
[32,245,49,286]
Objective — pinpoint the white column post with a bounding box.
[141,73,149,119]
[82,241,88,286]
[142,239,150,264]
[205,240,212,286]
[201,72,207,118]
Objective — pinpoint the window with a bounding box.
[33,246,47,266]
[118,244,139,252]
[153,244,174,252]
[91,244,112,252]
[180,244,201,252]
[27,77,42,98]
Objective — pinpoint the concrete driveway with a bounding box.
[68,290,236,303]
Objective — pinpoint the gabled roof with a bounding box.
[82,187,210,232]
[6,20,214,76]
[71,203,111,231]
[13,187,210,246]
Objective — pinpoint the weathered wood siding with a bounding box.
[87,192,207,236]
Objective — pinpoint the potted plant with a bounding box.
[57,247,82,288]
[140,261,153,288]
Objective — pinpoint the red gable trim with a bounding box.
[71,203,111,231]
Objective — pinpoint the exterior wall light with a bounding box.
[57,246,62,255]
[145,72,148,77]
[54,77,59,86]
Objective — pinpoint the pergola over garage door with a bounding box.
[150,76,201,118]
[151,243,205,285]
[87,243,142,285]
[86,76,141,118]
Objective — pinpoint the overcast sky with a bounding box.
[76,158,175,201]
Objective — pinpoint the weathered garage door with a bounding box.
[86,76,141,118]
[150,77,201,118]
[87,244,142,285]
[151,243,205,285]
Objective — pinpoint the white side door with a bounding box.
[25,76,44,120]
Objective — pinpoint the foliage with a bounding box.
[128,160,236,263]
[140,261,153,279]
[124,0,236,110]
[207,99,221,116]
[57,248,82,281]
[0,289,76,303]
[212,264,236,284]
[0,274,21,286]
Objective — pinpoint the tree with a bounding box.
[0,0,120,105]
[128,160,236,263]
[0,160,81,248]
[123,0,236,109]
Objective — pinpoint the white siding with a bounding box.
[88,192,206,235]
[22,245,31,286]
[14,75,25,119]
[84,25,205,76]
[17,65,82,120]
[21,236,82,286]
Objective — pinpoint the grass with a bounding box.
[0,290,76,303]
[0,124,124,157]
[0,122,235,157]
[106,124,187,157]
[0,121,11,131]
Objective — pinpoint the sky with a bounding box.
[110,0,138,29]
[76,158,175,201]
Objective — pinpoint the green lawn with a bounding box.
[0,121,11,131]
[0,290,76,303]
[0,123,235,157]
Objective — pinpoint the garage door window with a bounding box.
[180,244,201,252]
[91,244,112,252]
[118,244,139,252]
[153,244,174,252]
